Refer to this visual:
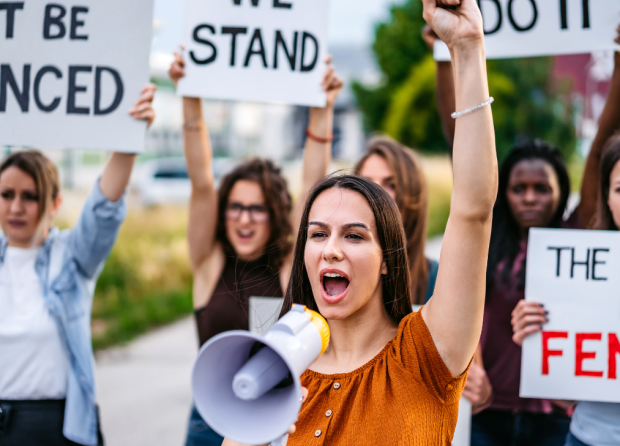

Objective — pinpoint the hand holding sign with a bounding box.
[511,300,548,346]
[169,50,186,87]
[129,83,157,128]
[320,57,343,109]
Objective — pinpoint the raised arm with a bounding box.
[420,0,498,377]
[99,84,157,201]
[422,25,456,154]
[169,52,219,271]
[70,84,156,277]
[578,36,620,226]
[293,60,343,234]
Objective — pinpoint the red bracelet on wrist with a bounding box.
[306,128,333,143]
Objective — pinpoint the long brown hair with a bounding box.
[216,158,293,269]
[280,174,412,324]
[591,135,620,231]
[0,150,60,220]
[355,136,429,305]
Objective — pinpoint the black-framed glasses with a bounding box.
[225,203,269,223]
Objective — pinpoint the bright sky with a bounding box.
[151,0,397,54]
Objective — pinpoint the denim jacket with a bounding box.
[0,181,127,446]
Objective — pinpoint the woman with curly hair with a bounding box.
[168,54,343,446]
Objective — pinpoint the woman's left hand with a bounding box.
[129,83,157,128]
[321,56,343,109]
[511,300,548,346]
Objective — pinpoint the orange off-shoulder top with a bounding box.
[287,310,470,446]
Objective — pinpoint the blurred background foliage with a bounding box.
[62,207,194,350]
[352,0,577,161]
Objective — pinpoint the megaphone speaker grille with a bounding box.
[192,331,302,445]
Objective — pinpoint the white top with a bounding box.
[0,247,70,400]
[571,402,620,446]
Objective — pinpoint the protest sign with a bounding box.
[520,228,620,403]
[0,0,154,153]
[177,0,329,107]
[435,0,620,61]
[249,296,284,336]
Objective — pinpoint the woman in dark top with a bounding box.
[168,54,342,446]
[355,137,438,305]
[472,140,574,446]
[471,137,616,446]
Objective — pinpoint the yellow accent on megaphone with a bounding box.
[303,307,330,355]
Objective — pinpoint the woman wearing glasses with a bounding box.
[168,55,342,446]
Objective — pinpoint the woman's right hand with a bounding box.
[421,0,484,52]
[511,300,549,346]
[169,49,186,87]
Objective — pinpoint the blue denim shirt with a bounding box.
[0,181,126,446]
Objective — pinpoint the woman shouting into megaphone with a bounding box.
[224,0,498,444]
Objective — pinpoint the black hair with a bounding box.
[487,139,570,294]
[280,174,412,324]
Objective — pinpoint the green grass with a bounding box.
[568,156,585,193]
[87,206,193,350]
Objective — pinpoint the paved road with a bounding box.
[96,317,198,446]
[94,237,444,446]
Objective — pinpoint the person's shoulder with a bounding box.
[396,309,424,340]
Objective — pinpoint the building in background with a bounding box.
[555,51,614,156]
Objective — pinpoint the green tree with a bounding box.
[353,0,577,161]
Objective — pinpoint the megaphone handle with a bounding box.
[270,437,285,446]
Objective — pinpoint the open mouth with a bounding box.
[236,229,255,242]
[321,271,350,304]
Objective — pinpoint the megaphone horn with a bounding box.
[192,304,330,445]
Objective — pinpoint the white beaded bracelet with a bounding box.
[451,97,494,119]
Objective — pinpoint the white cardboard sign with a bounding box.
[0,0,153,153]
[178,0,328,107]
[435,0,620,61]
[521,228,620,403]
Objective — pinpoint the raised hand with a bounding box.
[129,83,157,128]
[169,49,186,87]
[421,0,484,51]
[321,56,344,109]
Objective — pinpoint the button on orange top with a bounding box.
[288,310,469,446]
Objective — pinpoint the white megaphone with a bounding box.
[192,304,330,445]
